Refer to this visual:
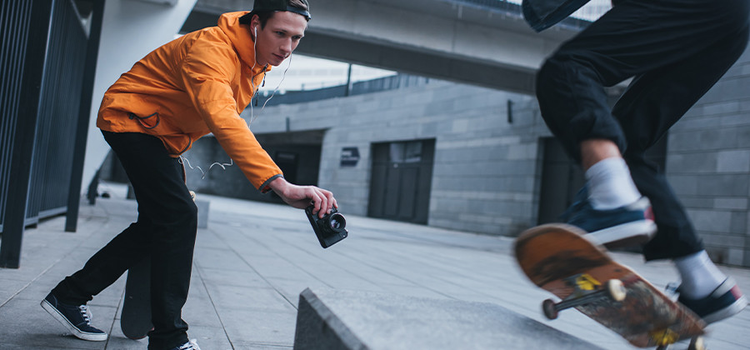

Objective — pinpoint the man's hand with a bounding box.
[269,177,337,218]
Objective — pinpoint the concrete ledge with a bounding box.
[293,288,604,350]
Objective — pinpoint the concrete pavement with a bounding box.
[0,183,748,349]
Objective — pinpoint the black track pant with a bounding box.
[535,0,749,260]
[52,131,197,350]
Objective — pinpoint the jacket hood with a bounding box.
[218,11,269,74]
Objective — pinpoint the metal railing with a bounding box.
[26,0,88,223]
[258,74,431,107]
[0,0,33,234]
[0,0,103,268]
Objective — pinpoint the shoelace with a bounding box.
[78,305,93,325]
[179,339,201,350]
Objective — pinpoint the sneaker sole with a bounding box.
[41,299,108,342]
[702,295,748,324]
[584,220,657,249]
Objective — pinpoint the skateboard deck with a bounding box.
[514,224,706,349]
[121,256,152,339]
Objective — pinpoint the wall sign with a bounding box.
[340,147,360,167]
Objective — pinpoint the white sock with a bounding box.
[585,157,641,210]
[674,251,726,299]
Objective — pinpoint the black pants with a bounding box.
[536,0,750,260]
[52,131,197,350]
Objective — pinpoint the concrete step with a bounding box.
[293,288,605,350]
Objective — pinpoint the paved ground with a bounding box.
[0,184,748,350]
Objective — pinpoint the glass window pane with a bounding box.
[404,141,422,163]
[389,143,404,162]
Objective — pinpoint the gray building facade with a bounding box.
[665,48,750,267]
[181,42,750,268]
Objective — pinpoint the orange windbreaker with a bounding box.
[97,11,282,192]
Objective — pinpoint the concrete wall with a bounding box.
[246,81,551,237]
[666,47,750,266]
[245,52,750,266]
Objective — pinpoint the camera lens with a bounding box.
[328,213,346,232]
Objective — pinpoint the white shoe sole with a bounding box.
[584,220,657,248]
[41,299,108,342]
[702,295,748,324]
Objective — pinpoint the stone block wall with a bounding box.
[667,47,750,266]
[248,81,551,237]
[228,46,750,266]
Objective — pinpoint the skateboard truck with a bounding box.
[542,279,626,320]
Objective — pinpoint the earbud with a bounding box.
[254,27,257,37]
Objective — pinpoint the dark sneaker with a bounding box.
[40,293,108,341]
[678,278,748,324]
[561,186,656,248]
[170,339,201,350]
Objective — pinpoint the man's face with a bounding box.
[252,11,307,67]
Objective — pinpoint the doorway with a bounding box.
[368,139,435,224]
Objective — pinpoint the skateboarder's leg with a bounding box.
[616,25,749,261]
[535,4,660,244]
[612,12,750,322]
[536,0,748,246]
[623,155,702,258]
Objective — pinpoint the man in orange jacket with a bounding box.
[40,1,333,349]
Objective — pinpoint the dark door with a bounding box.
[537,138,585,225]
[275,151,298,184]
[368,139,435,224]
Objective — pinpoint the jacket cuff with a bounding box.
[259,174,283,193]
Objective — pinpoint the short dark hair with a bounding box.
[249,11,274,29]
[288,0,309,12]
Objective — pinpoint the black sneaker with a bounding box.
[561,186,657,248]
[678,278,748,324]
[170,339,201,350]
[41,292,108,341]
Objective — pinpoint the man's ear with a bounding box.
[250,15,260,40]
[250,15,261,31]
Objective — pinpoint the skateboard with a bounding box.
[514,224,706,350]
[121,256,153,339]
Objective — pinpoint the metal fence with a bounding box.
[27,0,88,222]
[259,74,432,107]
[0,0,103,268]
[0,0,33,235]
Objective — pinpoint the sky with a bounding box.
[260,56,396,93]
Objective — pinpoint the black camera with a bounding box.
[305,205,348,248]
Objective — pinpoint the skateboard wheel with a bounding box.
[606,279,626,302]
[542,299,558,320]
[688,336,705,350]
